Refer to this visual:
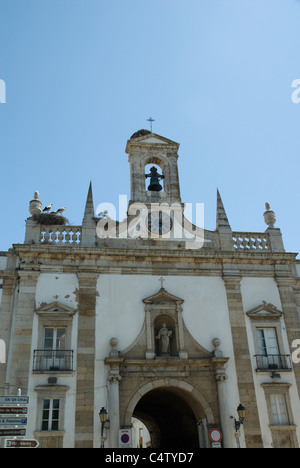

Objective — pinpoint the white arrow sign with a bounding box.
[5,439,39,448]
[0,417,27,426]
[0,396,29,405]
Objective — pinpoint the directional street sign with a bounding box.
[0,417,27,426]
[0,429,26,437]
[0,407,28,415]
[0,396,29,405]
[5,439,39,449]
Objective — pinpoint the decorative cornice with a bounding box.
[143,288,184,304]
[35,301,77,317]
[246,301,282,320]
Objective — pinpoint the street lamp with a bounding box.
[99,407,108,448]
[231,403,246,432]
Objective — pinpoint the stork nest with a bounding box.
[32,213,68,226]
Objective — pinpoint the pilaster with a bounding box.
[275,275,300,395]
[9,271,39,394]
[105,356,123,448]
[266,228,285,252]
[24,218,41,245]
[215,368,233,448]
[0,275,17,392]
[75,272,98,448]
[223,273,263,448]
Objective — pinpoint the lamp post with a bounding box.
[231,403,246,432]
[99,407,108,448]
[231,403,246,448]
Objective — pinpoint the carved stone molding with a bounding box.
[246,301,283,321]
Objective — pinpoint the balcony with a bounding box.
[254,354,292,371]
[33,350,74,372]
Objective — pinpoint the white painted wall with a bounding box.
[26,273,79,447]
[94,274,242,448]
[35,273,79,309]
[241,277,300,448]
[96,274,235,359]
[21,271,300,448]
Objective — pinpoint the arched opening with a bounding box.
[145,158,164,192]
[132,387,199,449]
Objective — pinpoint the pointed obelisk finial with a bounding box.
[82,181,95,224]
[216,189,231,231]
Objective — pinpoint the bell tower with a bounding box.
[125,130,182,207]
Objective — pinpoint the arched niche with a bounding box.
[143,285,187,360]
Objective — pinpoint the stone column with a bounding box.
[105,339,123,448]
[215,368,233,448]
[223,273,263,448]
[108,373,122,448]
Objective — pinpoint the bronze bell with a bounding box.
[145,166,164,192]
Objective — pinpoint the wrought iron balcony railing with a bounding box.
[254,354,292,371]
[33,350,74,372]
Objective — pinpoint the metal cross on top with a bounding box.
[159,277,165,289]
[147,117,155,132]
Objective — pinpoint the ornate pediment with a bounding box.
[35,301,77,317]
[246,301,282,321]
[126,132,180,153]
[142,287,184,305]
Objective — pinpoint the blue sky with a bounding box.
[0,0,299,256]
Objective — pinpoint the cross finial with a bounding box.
[147,117,155,132]
[159,277,165,289]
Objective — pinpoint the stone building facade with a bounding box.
[0,130,300,448]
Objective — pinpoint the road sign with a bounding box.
[0,429,26,437]
[212,442,222,448]
[5,439,39,449]
[0,407,28,415]
[0,417,27,426]
[119,429,132,448]
[209,428,222,443]
[0,396,29,405]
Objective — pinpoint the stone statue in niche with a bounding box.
[156,323,172,356]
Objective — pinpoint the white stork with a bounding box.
[53,207,66,215]
[43,203,53,213]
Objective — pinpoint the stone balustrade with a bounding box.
[232,232,271,251]
[40,225,82,245]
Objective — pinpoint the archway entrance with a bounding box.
[133,388,199,449]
